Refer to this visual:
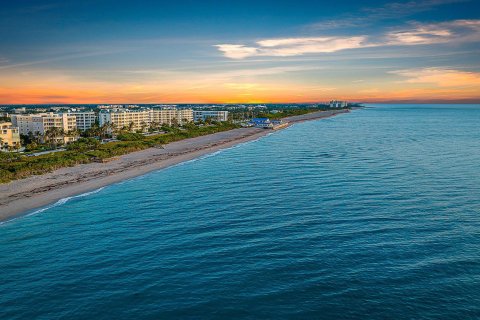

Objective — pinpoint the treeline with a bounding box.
[0,122,239,183]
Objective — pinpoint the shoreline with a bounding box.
[0,109,349,222]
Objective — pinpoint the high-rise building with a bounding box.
[329,100,348,108]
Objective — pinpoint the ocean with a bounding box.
[1,104,479,319]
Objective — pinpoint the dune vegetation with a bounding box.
[0,122,239,184]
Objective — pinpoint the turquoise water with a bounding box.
[1,105,480,319]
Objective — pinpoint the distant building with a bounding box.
[11,113,78,143]
[193,110,229,122]
[250,118,273,129]
[67,111,97,131]
[249,118,288,129]
[98,104,125,110]
[329,100,348,108]
[0,122,21,150]
[13,107,26,114]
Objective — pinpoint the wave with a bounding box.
[0,187,105,226]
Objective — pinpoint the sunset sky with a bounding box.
[1,0,479,104]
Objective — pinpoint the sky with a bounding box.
[0,0,479,104]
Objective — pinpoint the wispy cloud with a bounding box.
[308,0,467,30]
[114,65,317,81]
[385,19,480,45]
[217,19,480,59]
[391,67,480,87]
[215,36,368,59]
[0,48,134,70]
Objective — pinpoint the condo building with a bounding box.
[98,109,151,131]
[67,111,97,131]
[0,122,21,149]
[11,113,78,143]
[99,108,193,131]
[149,108,193,126]
[193,110,229,122]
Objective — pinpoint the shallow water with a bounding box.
[1,104,479,319]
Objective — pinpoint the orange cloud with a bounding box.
[391,68,480,87]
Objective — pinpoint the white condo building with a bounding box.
[193,110,229,122]
[67,111,97,131]
[99,108,193,131]
[11,113,78,143]
[99,109,151,132]
[149,108,193,126]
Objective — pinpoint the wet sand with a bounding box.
[0,109,349,222]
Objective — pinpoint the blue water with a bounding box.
[1,105,480,319]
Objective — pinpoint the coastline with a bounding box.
[0,109,349,222]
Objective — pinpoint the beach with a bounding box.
[0,109,349,221]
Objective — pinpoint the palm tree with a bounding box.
[110,123,121,137]
[65,128,80,144]
[128,121,135,132]
[34,131,42,143]
[0,137,4,151]
[148,121,158,132]
[140,121,148,133]
[59,128,66,146]
[27,131,34,144]
[99,124,109,140]
[86,123,100,138]
[45,127,62,149]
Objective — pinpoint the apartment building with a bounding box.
[11,113,78,143]
[99,108,193,131]
[98,109,151,131]
[0,122,21,149]
[193,110,229,122]
[149,108,193,126]
[67,111,97,131]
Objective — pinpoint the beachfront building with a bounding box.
[250,118,273,129]
[0,122,21,150]
[99,108,194,132]
[193,110,229,122]
[149,108,193,126]
[11,113,78,143]
[330,100,348,108]
[67,111,97,131]
[99,109,151,132]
